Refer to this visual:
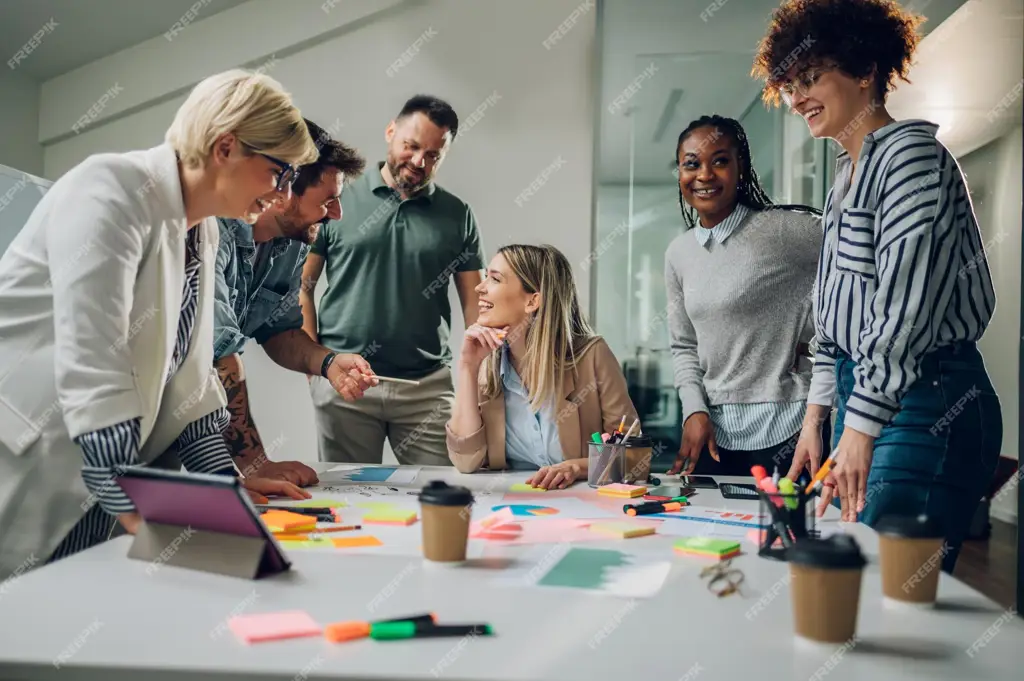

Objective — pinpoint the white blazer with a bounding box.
[0,144,226,578]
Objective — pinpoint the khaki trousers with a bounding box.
[310,365,453,466]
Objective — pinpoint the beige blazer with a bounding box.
[0,144,226,579]
[446,338,639,473]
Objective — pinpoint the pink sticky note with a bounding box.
[472,506,516,533]
[229,610,322,643]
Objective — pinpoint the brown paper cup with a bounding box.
[420,503,470,564]
[880,536,943,606]
[624,445,653,484]
[790,564,863,644]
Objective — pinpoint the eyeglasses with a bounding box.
[700,559,745,598]
[241,142,298,191]
[779,65,833,99]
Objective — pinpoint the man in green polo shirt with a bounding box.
[301,95,484,466]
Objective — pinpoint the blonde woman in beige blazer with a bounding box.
[447,244,639,489]
[0,70,356,579]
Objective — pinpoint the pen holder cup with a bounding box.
[757,489,819,561]
[588,442,624,487]
[587,437,653,487]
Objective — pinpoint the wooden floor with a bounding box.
[953,519,1018,609]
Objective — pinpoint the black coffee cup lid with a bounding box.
[418,480,473,506]
[788,535,866,569]
[622,435,652,447]
[876,514,943,539]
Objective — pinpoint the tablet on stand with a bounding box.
[116,467,291,579]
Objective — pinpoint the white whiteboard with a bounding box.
[0,164,50,257]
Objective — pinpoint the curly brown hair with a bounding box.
[751,0,925,107]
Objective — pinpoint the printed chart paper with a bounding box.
[319,465,421,484]
[493,545,671,599]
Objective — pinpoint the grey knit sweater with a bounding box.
[665,207,822,425]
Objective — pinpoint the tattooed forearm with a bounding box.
[215,354,265,465]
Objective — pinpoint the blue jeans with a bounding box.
[834,342,1002,573]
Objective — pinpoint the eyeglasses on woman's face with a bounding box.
[780,64,835,101]
[241,142,298,191]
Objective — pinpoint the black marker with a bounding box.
[370,621,493,640]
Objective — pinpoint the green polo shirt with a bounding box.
[311,163,485,379]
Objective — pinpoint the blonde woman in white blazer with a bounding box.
[0,70,329,579]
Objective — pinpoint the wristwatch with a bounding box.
[320,352,338,378]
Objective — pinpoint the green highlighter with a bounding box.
[370,621,493,640]
[777,478,799,510]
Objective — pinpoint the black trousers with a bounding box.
[692,418,833,479]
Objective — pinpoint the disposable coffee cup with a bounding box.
[876,514,944,608]
[418,481,474,565]
[622,435,653,484]
[788,535,866,644]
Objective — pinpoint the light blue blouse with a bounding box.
[500,347,563,470]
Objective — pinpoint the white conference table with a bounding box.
[0,465,1021,681]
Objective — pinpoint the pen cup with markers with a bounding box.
[587,436,652,487]
[757,488,818,561]
[588,442,624,487]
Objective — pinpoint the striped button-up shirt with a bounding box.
[807,120,996,437]
[48,228,236,562]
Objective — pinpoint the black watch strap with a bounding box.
[320,352,338,378]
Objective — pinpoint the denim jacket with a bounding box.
[213,218,308,360]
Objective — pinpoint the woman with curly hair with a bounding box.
[665,114,826,477]
[753,0,1000,572]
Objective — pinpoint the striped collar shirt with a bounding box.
[807,120,996,437]
[694,204,752,247]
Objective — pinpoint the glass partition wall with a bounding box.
[593,21,833,469]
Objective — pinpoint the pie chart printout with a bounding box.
[491,504,559,517]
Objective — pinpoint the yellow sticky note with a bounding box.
[279,539,329,549]
[597,483,647,498]
[363,510,418,526]
[332,536,384,549]
[589,522,656,539]
[291,499,348,509]
[508,483,546,492]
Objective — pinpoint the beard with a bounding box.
[385,157,429,194]
[274,210,321,245]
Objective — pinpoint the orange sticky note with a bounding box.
[332,535,384,549]
[262,510,317,533]
[228,610,321,643]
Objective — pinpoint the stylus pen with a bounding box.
[375,375,421,386]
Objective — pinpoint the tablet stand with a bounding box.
[128,521,279,580]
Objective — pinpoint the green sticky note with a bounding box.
[673,537,740,555]
[509,483,546,492]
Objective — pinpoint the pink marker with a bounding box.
[758,477,785,508]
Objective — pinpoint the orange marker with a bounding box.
[616,416,626,434]
[625,501,684,516]
[804,449,840,494]
[325,613,437,643]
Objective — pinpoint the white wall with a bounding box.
[0,69,43,177]
[39,0,596,464]
[959,125,1023,524]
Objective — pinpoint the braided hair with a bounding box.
[675,114,775,230]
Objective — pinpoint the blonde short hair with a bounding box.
[166,69,318,169]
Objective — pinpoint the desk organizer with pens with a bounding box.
[587,437,652,487]
[755,488,819,561]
